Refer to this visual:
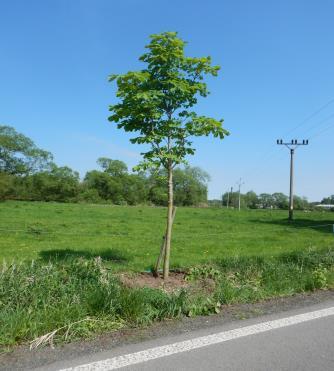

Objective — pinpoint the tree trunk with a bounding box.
[153,206,176,278]
[163,162,173,279]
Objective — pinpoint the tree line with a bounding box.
[0,125,209,205]
[1,125,332,208]
[210,190,332,210]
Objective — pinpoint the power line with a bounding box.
[308,121,334,141]
[240,98,334,184]
[244,146,286,181]
[299,112,334,137]
[282,97,334,137]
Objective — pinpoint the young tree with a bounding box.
[108,32,228,278]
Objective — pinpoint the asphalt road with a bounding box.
[36,299,334,371]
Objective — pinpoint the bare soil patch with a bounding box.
[118,272,190,292]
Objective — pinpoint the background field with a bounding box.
[1,201,334,271]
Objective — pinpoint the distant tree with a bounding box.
[84,170,123,203]
[77,188,102,204]
[293,195,309,210]
[27,165,80,202]
[221,192,228,207]
[173,166,209,206]
[258,193,274,209]
[0,125,53,175]
[222,191,239,208]
[244,191,258,209]
[87,158,148,205]
[147,169,168,205]
[109,32,228,278]
[321,195,334,204]
[97,157,128,177]
[122,173,148,205]
[148,166,209,206]
[272,192,289,209]
[0,173,15,200]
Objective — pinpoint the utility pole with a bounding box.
[277,139,309,221]
[236,179,244,211]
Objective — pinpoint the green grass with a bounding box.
[0,259,191,347]
[1,249,333,348]
[0,201,334,348]
[1,201,334,270]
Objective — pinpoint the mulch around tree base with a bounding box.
[118,271,191,292]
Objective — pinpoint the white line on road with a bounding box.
[59,306,334,371]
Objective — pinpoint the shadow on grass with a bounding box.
[39,248,131,264]
[250,217,334,234]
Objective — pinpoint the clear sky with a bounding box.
[1,0,333,201]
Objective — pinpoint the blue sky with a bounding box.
[1,0,333,201]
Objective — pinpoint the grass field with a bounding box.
[1,201,334,348]
[1,201,334,270]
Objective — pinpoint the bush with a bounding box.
[0,173,15,201]
[77,189,102,203]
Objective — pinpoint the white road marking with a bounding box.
[59,306,334,371]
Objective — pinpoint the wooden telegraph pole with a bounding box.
[236,179,244,211]
[276,139,309,221]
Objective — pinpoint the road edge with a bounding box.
[1,289,334,371]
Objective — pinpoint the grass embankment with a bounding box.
[0,201,334,349]
[1,249,333,349]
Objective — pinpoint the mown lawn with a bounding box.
[1,201,334,270]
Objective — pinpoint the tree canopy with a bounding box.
[108,32,229,171]
[0,125,53,175]
[97,157,128,176]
